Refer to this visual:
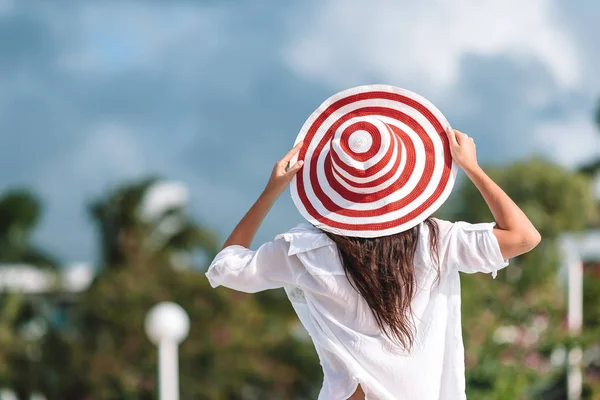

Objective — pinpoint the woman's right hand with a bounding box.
[445,127,479,172]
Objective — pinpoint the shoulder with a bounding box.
[422,218,467,241]
[424,217,453,234]
[427,218,498,240]
[274,223,335,256]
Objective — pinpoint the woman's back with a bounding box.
[206,217,509,399]
[207,86,541,399]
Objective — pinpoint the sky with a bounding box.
[0,0,599,265]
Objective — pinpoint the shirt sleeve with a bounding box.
[437,219,509,279]
[204,238,300,293]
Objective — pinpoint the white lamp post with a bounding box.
[145,302,190,400]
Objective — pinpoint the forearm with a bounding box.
[221,189,279,250]
[463,165,537,235]
[219,141,303,251]
[445,127,540,259]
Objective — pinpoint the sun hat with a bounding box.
[289,84,458,238]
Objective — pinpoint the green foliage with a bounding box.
[441,157,598,399]
[0,188,62,400]
[0,189,58,268]
[2,155,600,399]
[578,99,600,176]
[0,189,41,238]
[0,293,25,385]
[89,177,219,269]
[582,268,600,346]
[447,157,595,237]
[35,178,321,399]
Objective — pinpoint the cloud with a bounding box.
[533,115,600,168]
[1,0,599,264]
[282,0,600,170]
[73,123,148,179]
[58,2,224,75]
[283,0,580,91]
[0,0,14,16]
[556,0,600,89]
[0,1,314,262]
[439,53,563,163]
[31,122,152,263]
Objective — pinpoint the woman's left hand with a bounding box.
[264,141,304,197]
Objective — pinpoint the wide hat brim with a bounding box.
[290,84,457,238]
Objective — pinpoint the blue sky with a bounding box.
[0,0,599,265]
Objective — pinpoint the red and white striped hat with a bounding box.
[290,85,457,238]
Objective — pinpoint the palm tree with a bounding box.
[64,177,222,398]
[0,189,58,268]
[63,177,322,399]
[88,177,218,270]
[11,178,220,400]
[0,189,60,400]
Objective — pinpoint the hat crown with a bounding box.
[330,116,402,194]
[290,84,457,238]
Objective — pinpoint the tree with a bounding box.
[88,177,219,269]
[45,177,322,399]
[0,189,58,268]
[578,99,600,177]
[0,189,60,400]
[440,157,597,399]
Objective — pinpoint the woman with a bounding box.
[206,86,541,400]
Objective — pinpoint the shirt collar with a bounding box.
[275,223,335,256]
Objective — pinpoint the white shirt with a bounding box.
[205,218,509,400]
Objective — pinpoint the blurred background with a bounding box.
[0,0,599,399]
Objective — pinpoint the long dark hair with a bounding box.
[324,218,440,352]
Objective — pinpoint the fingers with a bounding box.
[445,127,476,148]
[454,129,471,145]
[445,127,458,147]
[286,160,304,175]
[280,141,304,165]
[460,131,475,143]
